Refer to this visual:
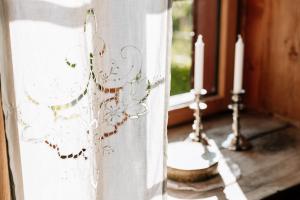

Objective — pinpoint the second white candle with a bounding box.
[233,35,245,93]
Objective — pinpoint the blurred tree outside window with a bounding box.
[171,0,221,96]
[171,0,194,96]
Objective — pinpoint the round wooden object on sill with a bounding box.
[167,141,219,182]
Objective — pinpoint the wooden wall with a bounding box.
[243,0,300,125]
[0,98,11,200]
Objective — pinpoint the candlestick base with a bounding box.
[222,133,252,151]
[167,139,219,182]
[188,132,209,146]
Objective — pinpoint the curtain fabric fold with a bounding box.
[0,0,171,199]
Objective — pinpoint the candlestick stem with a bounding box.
[189,91,208,145]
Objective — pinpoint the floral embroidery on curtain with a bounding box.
[17,8,165,160]
[2,0,170,198]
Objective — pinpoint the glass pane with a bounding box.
[171,0,194,96]
[171,0,221,96]
[195,0,221,95]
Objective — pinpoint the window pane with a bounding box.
[195,0,221,95]
[171,0,221,96]
[171,0,194,96]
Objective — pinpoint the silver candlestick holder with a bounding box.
[222,90,252,151]
[188,89,209,145]
[167,89,219,182]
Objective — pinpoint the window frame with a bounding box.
[168,0,238,127]
[0,1,11,199]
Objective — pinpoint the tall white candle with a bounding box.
[194,34,204,94]
[233,35,245,93]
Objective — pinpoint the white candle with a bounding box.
[194,34,204,94]
[233,35,245,93]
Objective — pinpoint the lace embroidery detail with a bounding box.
[17,8,165,160]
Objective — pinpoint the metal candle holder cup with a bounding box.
[222,90,252,151]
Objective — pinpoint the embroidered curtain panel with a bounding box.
[0,0,171,199]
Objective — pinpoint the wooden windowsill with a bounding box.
[167,111,300,200]
[168,93,230,127]
[169,92,227,112]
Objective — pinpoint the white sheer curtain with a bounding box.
[0,0,171,199]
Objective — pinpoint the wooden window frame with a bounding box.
[168,0,238,127]
[0,0,11,199]
[0,95,11,200]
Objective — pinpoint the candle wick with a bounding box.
[196,34,203,44]
[237,34,243,41]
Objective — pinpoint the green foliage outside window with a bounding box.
[171,0,193,96]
